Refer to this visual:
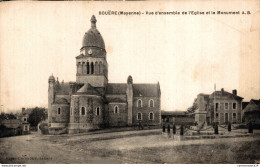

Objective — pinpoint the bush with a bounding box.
[39,123,49,134]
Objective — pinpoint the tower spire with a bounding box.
[91,15,97,28]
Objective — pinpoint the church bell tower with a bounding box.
[76,15,108,87]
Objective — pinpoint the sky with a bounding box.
[0,1,259,113]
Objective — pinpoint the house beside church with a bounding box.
[194,88,243,125]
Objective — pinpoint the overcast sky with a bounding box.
[0,1,259,113]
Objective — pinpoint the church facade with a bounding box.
[48,15,161,134]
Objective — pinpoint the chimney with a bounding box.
[232,89,237,96]
[22,108,25,114]
[221,88,224,92]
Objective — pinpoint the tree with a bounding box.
[28,107,47,127]
[0,112,17,120]
[187,98,198,113]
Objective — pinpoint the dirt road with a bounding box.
[0,130,259,164]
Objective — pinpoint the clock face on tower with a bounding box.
[88,49,92,55]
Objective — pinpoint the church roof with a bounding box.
[133,84,159,97]
[76,83,102,96]
[54,98,70,104]
[82,15,105,50]
[106,83,127,95]
[56,82,70,95]
[106,83,160,97]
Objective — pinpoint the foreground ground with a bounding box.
[0,129,259,164]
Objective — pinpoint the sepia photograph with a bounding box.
[0,0,259,164]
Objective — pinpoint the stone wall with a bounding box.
[107,103,127,127]
[214,99,242,124]
[132,97,160,126]
[51,104,70,124]
[69,95,104,132]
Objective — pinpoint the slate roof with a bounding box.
[106,83,160,97]
[1,119,21,129]
[106,83,127,95]
[82,16,105,49]
[252,99,260,106]
[76,83,103,96]
[54,98,70,104]
[210,90,243,100]
[133,84,159,97]
[242,102,249,110]
[56,82,70,95]
[161,111,189,117]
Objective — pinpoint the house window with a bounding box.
[215,103,219,111]
[137,99,142,108]
[149,112,154,120]
[58,108,61,115]
[233,113,237,122]
[232,103,237,110]
[23,117,27,122]
[114,105,119,114]
[24,125,28,131]
[149,99,154,107]
[137,112,142,120]
[225,103,228,110]
[215,113,219,118]
[81,107,86,116]
[96,107,100,116]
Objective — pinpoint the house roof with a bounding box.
[161,111,188,116]
[1,119,21,129]
[210,90,243,100]
[242,102,250,110]
[251,99,260,106]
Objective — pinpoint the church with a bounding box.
[48,15,161,134]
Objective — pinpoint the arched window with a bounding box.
[57,108,61,115]
[114,105,119,114]
[91,62,94,74]
[81,107,86,116]
[94,62,98,74]
[87,62,90,74]
[100,62,103,74]
[96,107,100,116]
[99,62,102,74]
[137,99,142,107]
[137,112,142,120]
[149,112,154,120]
[82,62,86,74]
[149,99,154,107]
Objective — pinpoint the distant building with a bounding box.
[161,111,194,126]
[194,88,243,125]
[48,15,161,134]
[0,108,30,137]
[242,99,260,125]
